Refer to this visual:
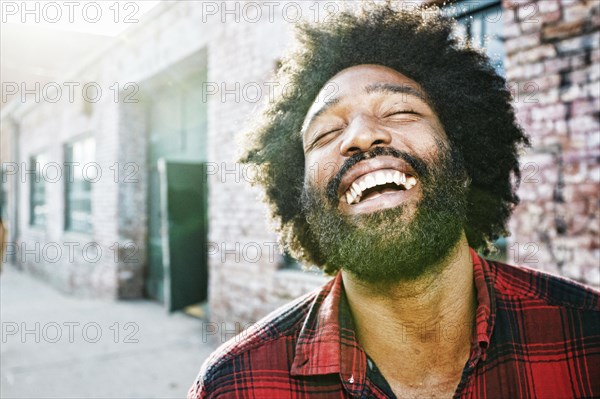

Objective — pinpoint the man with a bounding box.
[189,3,599,398]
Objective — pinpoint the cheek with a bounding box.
[392,122,445,156]
[304,151,342,187]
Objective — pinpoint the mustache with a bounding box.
[325,146,429,205]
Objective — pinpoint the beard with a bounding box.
[301,143,469,284]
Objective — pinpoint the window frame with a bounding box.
[64,134,95,234]
[443,0,505,76]
[29,153,48,228]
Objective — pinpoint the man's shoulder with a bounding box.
[189,278,333,397]
[488,259,600,312]
[206,286,322,368]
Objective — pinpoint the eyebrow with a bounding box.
[302,97,342,134]
[303,83,430,134]
[365,83,430,104]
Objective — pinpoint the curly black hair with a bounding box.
[240,2,530,269]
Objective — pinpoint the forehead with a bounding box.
[328,64,419,89]
[303,64,426,125]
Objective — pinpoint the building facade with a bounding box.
[0,0,597,328]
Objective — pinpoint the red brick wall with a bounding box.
[503,0,599,287]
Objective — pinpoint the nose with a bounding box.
[339,115,392,156]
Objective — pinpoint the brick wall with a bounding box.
[1,2,217,298]
[2,2,330,313]
[503,0,599,287]
[10,82,123,297]
[205,5,328,326]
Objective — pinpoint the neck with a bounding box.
[341,232,476,389]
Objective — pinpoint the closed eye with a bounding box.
[310,128,342,147]
[383,109,418,118]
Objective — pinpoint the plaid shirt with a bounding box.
[189,248,600,398]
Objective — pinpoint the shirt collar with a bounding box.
[290,271,367,394]
[290,247,496,382]
[470,246,496,352]
[290,272,345,375]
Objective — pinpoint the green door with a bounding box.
[159,161,208,311]
[146,71,207,304]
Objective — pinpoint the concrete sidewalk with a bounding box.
[1,265,215,398]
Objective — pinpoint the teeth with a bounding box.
[351,182,362,197]
[386,171,394,183]
[393,171,401,185]
[343,169,418,205]
[365,175,376,188]
[405,176,417,190]
[346,184,363,205]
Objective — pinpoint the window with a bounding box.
[65,137,95,233]
[279,251,302,270]
[444,0,505,76]
[485,236,508,262]
[30,154,48,227]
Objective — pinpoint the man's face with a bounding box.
[300,64,469,283]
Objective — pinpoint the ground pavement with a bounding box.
[0,265,215,398]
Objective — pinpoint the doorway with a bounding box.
[144,52,208,310]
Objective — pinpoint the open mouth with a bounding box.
[343,168,417,205]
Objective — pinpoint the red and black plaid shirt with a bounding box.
[189,248,600,398]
